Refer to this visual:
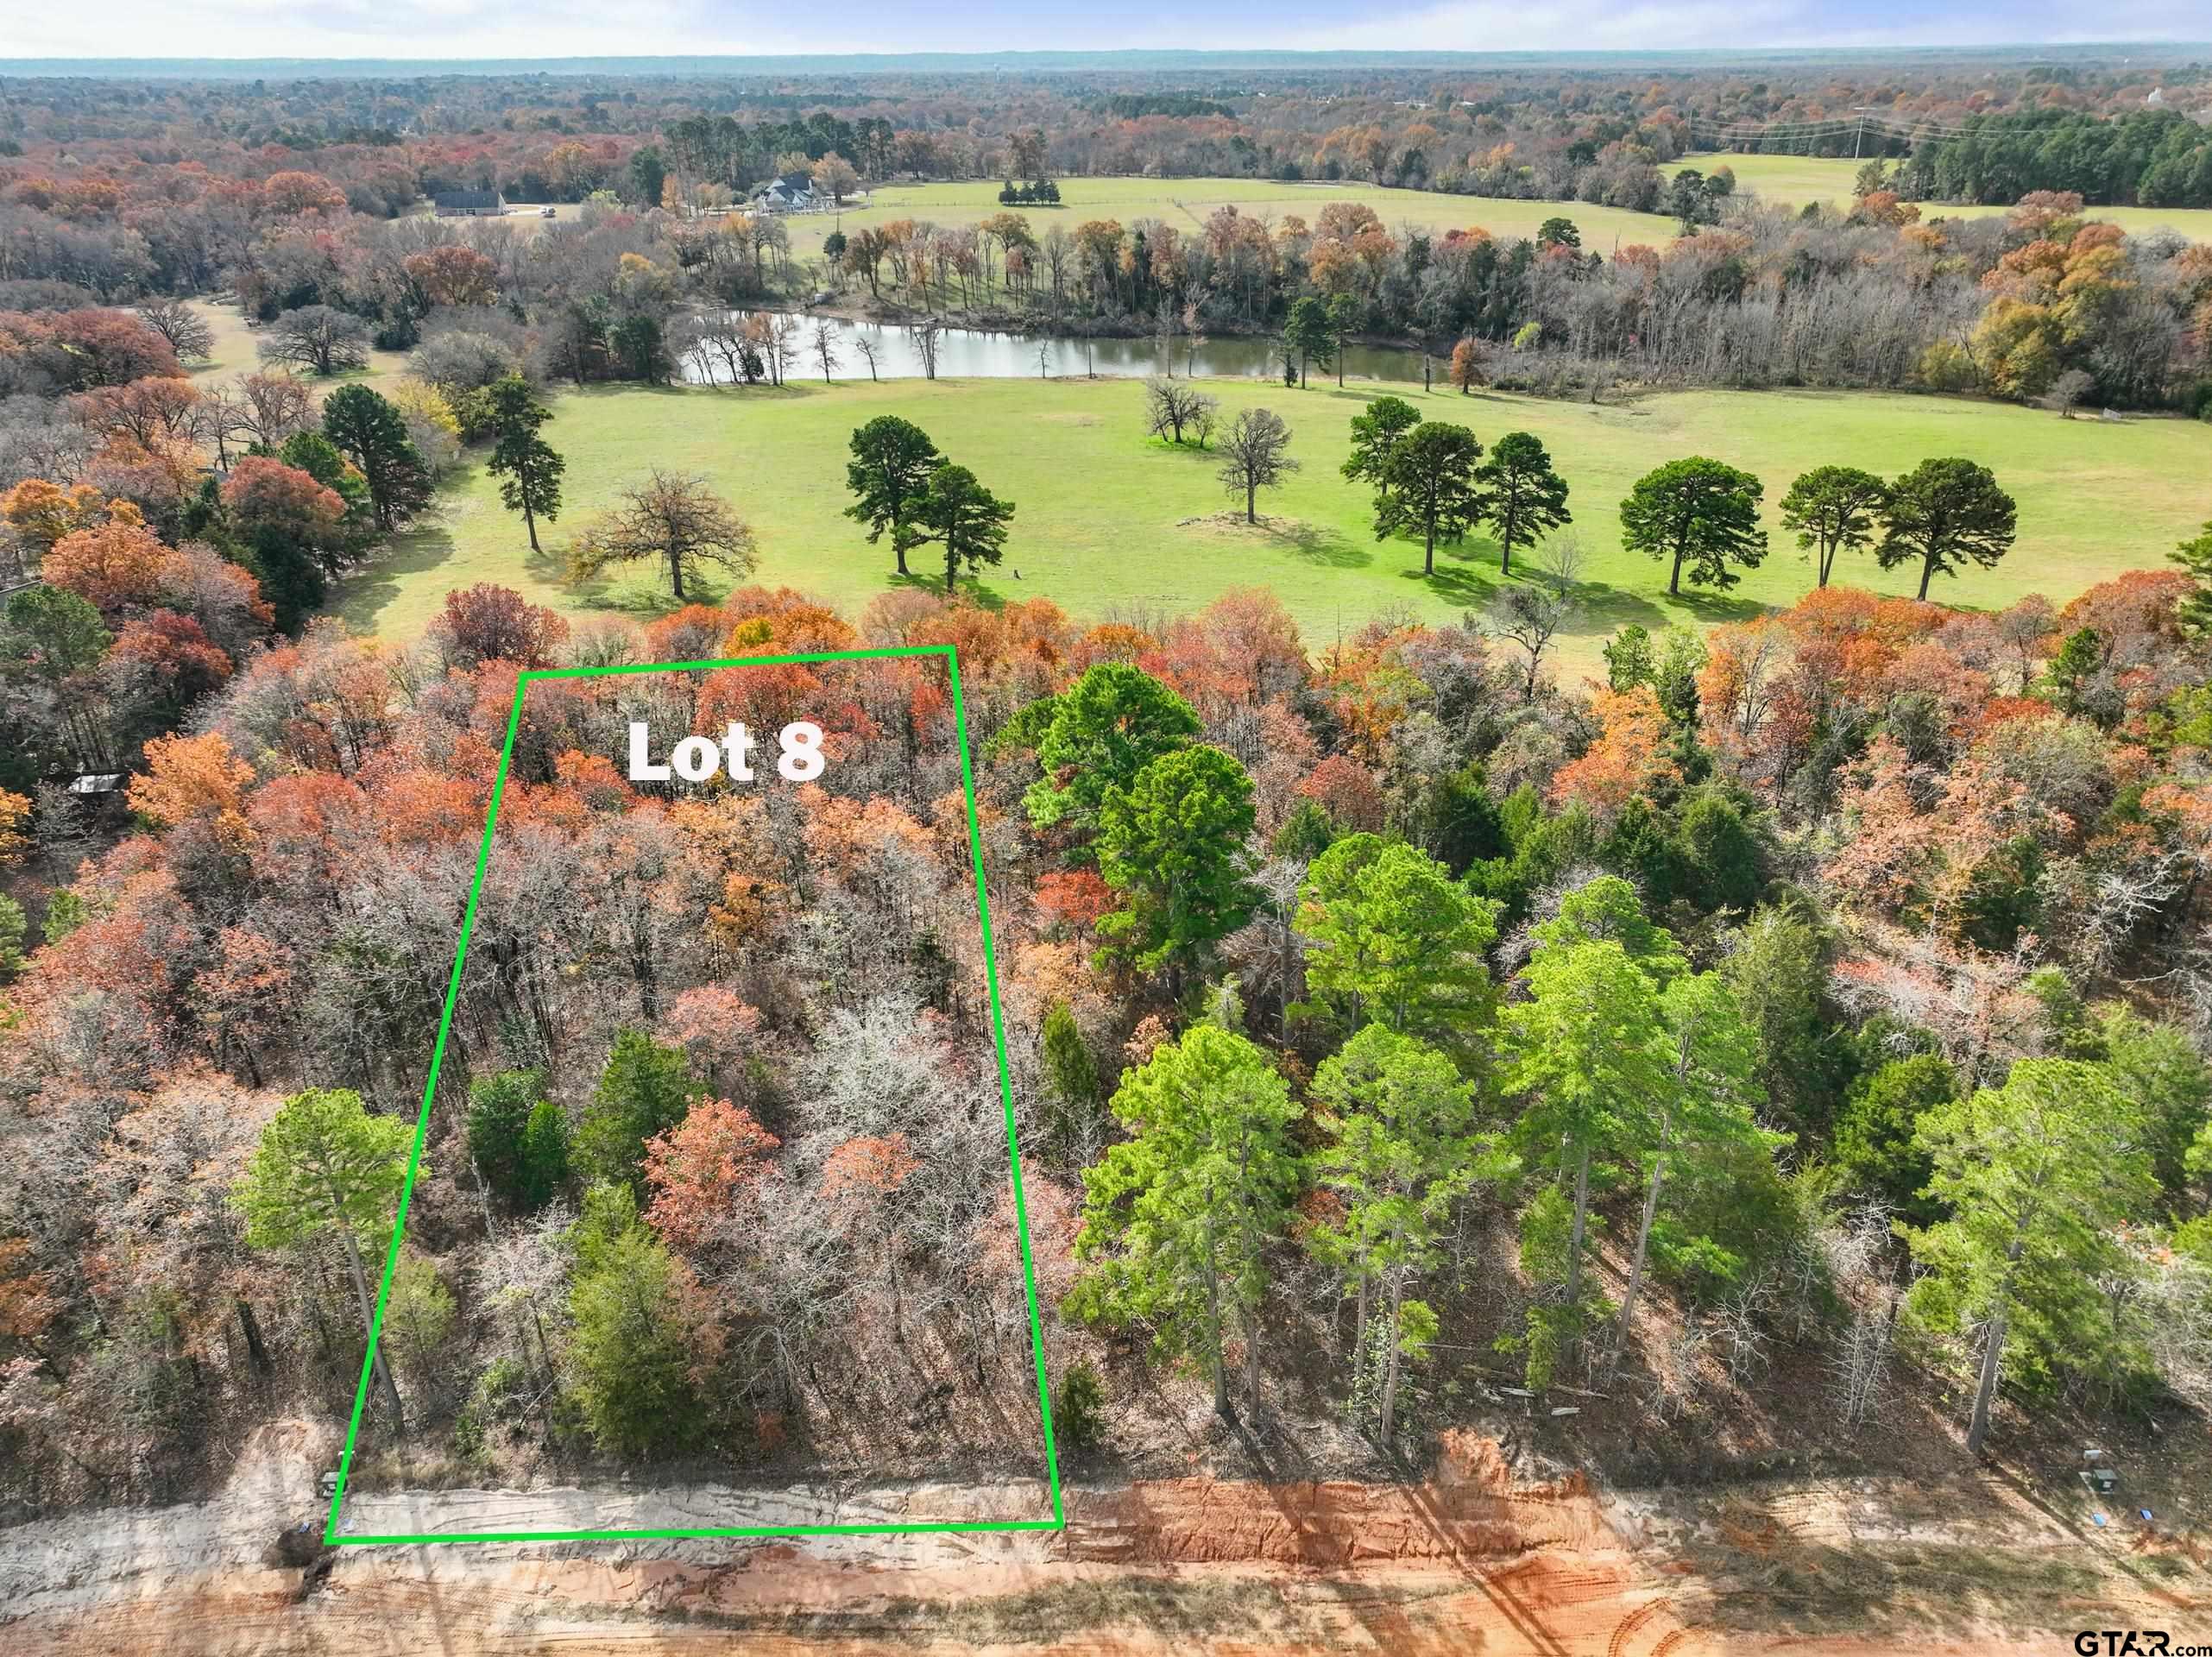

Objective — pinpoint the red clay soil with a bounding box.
[0,1427,2089,1655]
[1062,1431,1612,1566]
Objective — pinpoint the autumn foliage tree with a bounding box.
[643,1098,780,1257]
[220,456,349,629]
[427,582,570,668]
[1448,336,1482,393]
[403,245,501,308]
[1,479,111,554]
[42,513,168,615]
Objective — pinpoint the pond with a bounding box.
[682,312,1435,387]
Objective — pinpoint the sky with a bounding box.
[2,2,2209,62]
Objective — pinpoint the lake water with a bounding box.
[686,312,1434,386]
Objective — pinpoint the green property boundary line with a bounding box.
[323,643,1064,1546]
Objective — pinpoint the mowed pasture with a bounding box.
[1668,151,2212,242]
[331,373,2212,677]
[775,176,1687,261]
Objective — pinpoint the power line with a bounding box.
[1680,107,1982,159]
[1681,110,1976,156]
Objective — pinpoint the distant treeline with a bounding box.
[1089,94,1238,121]
[1905,110,2212,210]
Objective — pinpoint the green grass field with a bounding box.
[1667,152,2212,241]
[331,374,2212,678]
[778,176,1686,261]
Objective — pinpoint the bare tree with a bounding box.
[1820,1202,1899,1433]
[912,316,944,381]
[1215,406,1298,524]
[1034,340,1051,380]
[1182,297,1207,377]
[190,380,253,469]
[688,312,748,387]
[1143,376,1219,446]
[1991,595,2058,694]
[852,335,882,383]
[136,296,215,362]
[567,468,759,602]
[1041,228,1073,319]
[257,305,372,376]
[766,313,799,387]
[1712,1274,1774,1386]
[1486,532,1585,701]
[231,370,318,449]
[2045,369,2095,419]
[810,318,841,385]
[667,313,719,385]
[471,1203,575,1393]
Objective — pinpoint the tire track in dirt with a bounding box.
[1608,1596,1671,1657]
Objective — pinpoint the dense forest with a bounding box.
[6,49,2209,199]
[7,517,2212,1511]
[1908,110,2212,209]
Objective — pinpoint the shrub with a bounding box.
[1054,1359,1108,1453]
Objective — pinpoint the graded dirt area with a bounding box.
[3,1422,2200,1655]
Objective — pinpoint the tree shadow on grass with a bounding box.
[888,569,1008,609]
[1569,581,1673,635]
[553,552,756,621]
[1396,553,1687,644]
[1181,513,1373,570]
[1398,557,1497,609]
[1383,535,1507,608]
[1144,436,1221,460]
[1661,583,1765,625]
[520,539,572,589]
[582,574,736,620]
[329,522,457,633]
[1261,517,1371,569]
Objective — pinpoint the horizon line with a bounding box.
[6,41,2212,73]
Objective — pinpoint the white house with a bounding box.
[750,173,816,212]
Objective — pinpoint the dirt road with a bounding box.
[1,1424,2188,1654]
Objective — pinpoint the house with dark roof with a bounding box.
[749,173,816,212]
[432,189,507,217]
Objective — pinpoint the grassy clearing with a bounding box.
[330,373,2212,677]
[776,176,1686,262]
[1669,152,2212,241]
[180,298,410,387]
